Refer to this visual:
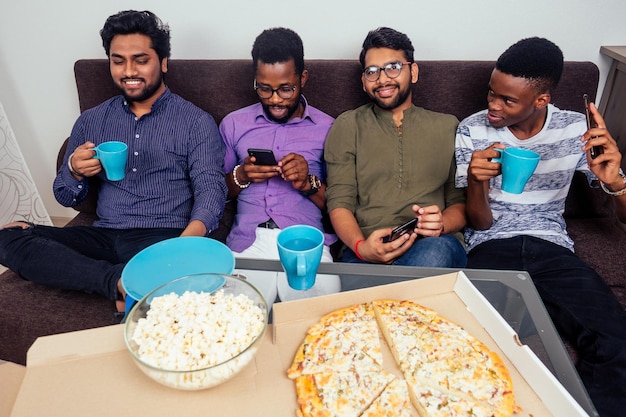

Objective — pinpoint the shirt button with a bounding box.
[132,168,137,172]
[134,151,139,156]
[77,185,83,189]
[135,134,140,139]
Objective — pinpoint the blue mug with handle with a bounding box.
[91,141,128,181]
[493,147,540,194]
[277,225,324,291]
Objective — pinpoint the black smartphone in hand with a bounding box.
[583,94,603,159]
[388,218,418,242]
[247,148,277,165]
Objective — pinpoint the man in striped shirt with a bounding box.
[454,37,626,416]
[0,10,226,314]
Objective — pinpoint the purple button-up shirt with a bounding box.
[220,97,336,252]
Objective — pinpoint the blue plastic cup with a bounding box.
[91,141,128,181]
[277,225,324,291]
[493,147,540,194]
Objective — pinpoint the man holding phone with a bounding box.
[454,37,626,416]
[220,27,340,302]
[324,27,467,267]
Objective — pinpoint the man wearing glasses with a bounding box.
[220,27,340,303]
[324,27,467,266]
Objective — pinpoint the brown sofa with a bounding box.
[1,59,625,365]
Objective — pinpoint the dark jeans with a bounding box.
[0,224,182,301]
[342,234,467,268]
[468,236,626,417]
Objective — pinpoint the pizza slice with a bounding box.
[294,370,395,417]
[287,321,382,379]
[360,378,420,417]
[400,316,491,371]
[406,375,501,417]
[407,351,514,417]
[372,299,438,368]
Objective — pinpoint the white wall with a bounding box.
[1,0,624,218]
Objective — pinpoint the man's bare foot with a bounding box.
[116,279,126,313]
[0,221,30,230]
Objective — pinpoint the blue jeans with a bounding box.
[0,224,182,301]
[342,234,467,268]
[467,236,626,417]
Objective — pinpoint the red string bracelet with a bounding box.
[354,239,365,261]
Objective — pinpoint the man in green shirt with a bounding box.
[324,27,466,266]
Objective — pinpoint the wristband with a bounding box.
[232,164,250,189]
[67,153,81,177]
[600,173,626,197]
[354,239,365,261]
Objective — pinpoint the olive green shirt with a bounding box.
[324,103,464,240]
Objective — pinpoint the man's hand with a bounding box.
[356,228,418,264]
[467,143,505,183]
[278,153,309,191]
[238,155,281,183]
[412,205,444,236]
[69,142,103,178]
[583,102,623,189]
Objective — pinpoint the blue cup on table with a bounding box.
[493,147,540,194]
[91,141,128,181]
[277,225,324,291]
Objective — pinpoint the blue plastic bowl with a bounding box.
[121,237,235,314]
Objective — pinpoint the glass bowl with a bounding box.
[124,273,268,390]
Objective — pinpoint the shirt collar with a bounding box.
[122,87,171,115]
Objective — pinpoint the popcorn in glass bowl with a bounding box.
[124,273,268,390]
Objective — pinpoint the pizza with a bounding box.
[288,299,516,417]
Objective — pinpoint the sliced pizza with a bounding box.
[294,370,394,417]
[408,350,514,415]
[287,320,382,379]
[360,377,420,417]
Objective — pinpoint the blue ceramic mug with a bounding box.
[91,141,128,181]
[493,147,540,194]
[277,225,324,291]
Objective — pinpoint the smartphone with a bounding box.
[583,94,603,159]
[247,148,277,165]
[387,218,418,242]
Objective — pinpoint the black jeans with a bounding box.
[0,224,182,301]
[468,236,626,417]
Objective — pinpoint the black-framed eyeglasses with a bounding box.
[253,80,297,99]
[363,61,412,82]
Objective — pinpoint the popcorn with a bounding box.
[130,289,265,389]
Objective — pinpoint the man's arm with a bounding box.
[186,114,228,236]
[584,103,626,223]
[465,145,505,230]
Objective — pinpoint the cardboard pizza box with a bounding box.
[8,272,589,416]
[0,361,25,417]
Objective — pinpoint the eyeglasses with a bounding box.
[253,80,297,99]
[363,61,412,82]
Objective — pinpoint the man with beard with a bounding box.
[0,10,226,314]
[220,27,340,303]
[324,27,466,266]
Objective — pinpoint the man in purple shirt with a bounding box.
[220,28,340,303]
[0,11,226,314]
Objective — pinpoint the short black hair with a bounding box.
[359,27,414,68]
[495,37,563,93]
[100,10,171,61]
[251,27,305,75]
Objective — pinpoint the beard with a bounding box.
[119,72,164,103]
[262,100,300,124]
[370,82,412,110]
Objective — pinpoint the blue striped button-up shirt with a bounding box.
[54,88,227,234]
